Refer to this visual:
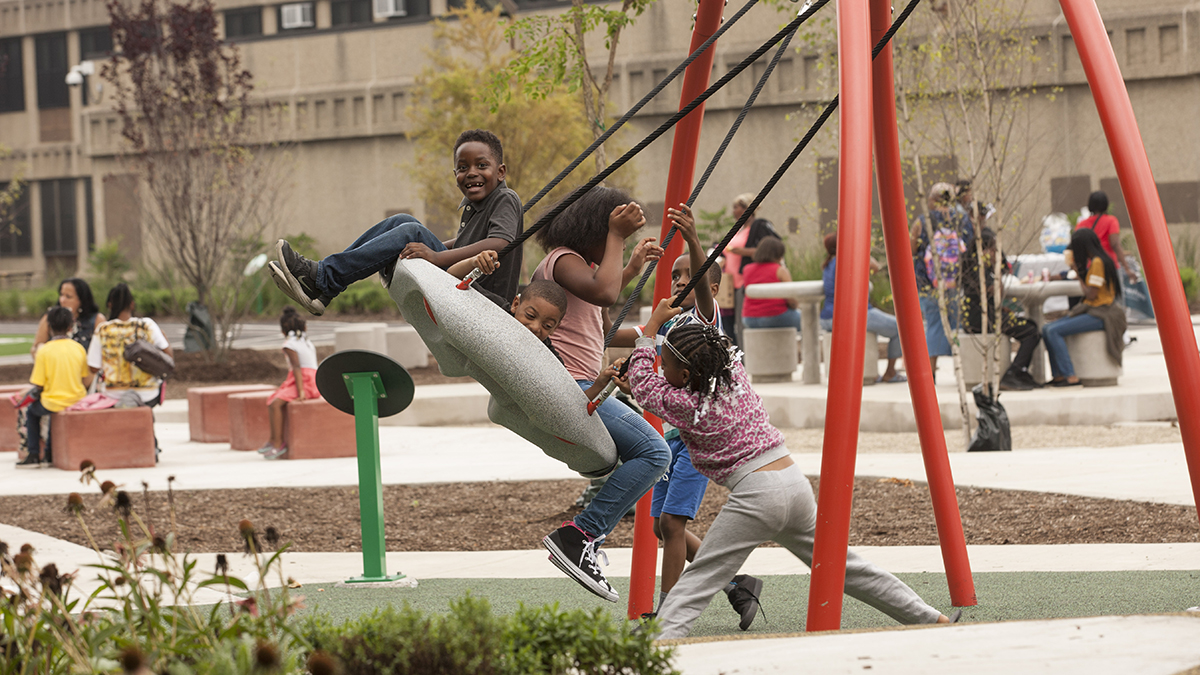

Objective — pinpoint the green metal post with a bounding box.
[343,371,404,583]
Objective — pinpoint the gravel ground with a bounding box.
[781,424,1182,454]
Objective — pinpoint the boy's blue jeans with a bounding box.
[25,398,52,460]
[1042,312,1105,378]
[573,381,670,539]
[316,214,447,297]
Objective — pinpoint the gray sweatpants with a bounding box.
[657,463,942,638]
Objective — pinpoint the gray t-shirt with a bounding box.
[456,181,523,304]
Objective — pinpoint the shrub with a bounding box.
[23,286,59,317]
[0,290,20,318]
[302,598,679,675]
[327,281,397,315]
[1181,266,1199,304]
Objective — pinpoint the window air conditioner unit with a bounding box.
[374,0,406,19]
[280,2,314,29]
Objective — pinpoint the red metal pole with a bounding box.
[627,0,726,621]
[1058,0,1200,520]
[869,0,976,607]
[806,0,873,632]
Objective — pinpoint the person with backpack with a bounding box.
[1075,191,1132,279]
[910,183,974,378]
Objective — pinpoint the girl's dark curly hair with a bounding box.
[280,306,307,335]
[535,186,635,256]
[664,323,735,398]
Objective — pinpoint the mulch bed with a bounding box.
[3,477,1196,555]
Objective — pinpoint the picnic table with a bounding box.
[743,280,824,384]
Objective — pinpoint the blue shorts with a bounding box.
[650,436,710,520]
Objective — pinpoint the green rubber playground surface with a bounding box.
[0,334,33,357]
[286,571,1200,636]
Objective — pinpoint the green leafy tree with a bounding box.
[495,0,656,173]
[407,0,594,248]
[0,146,26,248]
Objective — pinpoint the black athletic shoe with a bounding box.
[543,522,618,602]
[15,453,41,469]
[999,370,1034,391]
[269,240,327,316]
[727,574,763,630]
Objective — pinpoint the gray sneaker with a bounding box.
[263,445,288,460]
[727,574,763,630]
[269,240,327,316]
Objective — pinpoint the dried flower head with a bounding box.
[78,460,97,485]
[39,564,64,597]
[79,460,95,472]
[119,647,144,673]
[237,596,258,617]
[12,553,32,575]
[307,651,337,675]
[151,535,168,554]
[100,480,117,495]
[64,493,85,515]
[19,544,34,555]
[168,475,175,483]
[215,553,229,576]
[239,520,261,554]
[113,491,132,518]
[264,526,280,549]
[0,540,8,561]
[254,640,280,669]
[113,575,127,587]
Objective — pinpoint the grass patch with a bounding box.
[0,334,33,357]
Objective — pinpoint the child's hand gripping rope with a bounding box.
[588,297,683,414]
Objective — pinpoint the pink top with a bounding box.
[533,247,604,381]
[741,262,788,317]
[628,342,786,486]
[724,225,752,289]
[1076,214,1120,265]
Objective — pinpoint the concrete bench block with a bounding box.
[1065,330,1122,387]
[958,333,1012,387]
[228,391,273,451]
[0,384,27,452]
[334,323,387,355]
[743,327,798,383]
[51,407,156,471]
[187,385,276,443]
[822,331,880,385]
[385,325,430,370]
[283,397,357,460]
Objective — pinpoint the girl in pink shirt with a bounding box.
[628,300,955,638]
[532,186,670,604]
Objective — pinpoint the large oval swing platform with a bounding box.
[316,350,414,418]
[387,259,617,477]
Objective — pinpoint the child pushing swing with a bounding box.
[627,299,959,638]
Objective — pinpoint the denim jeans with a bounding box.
[573,381,670,539]
[743,309,802,331]
[918,293,958,357]
[1042,312,1104,378]
[316,214,447,297]
[25,398,51,461]
[819,307,902,361]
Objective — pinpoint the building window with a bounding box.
[35,33,69,110]
[332,0,372,26]
[279,2,315,30]
[41,179,78,256]
[224,7,263,39]
[79,26,113,60]
[84,178,95,251]
[377,0,428,19]
[0,38,24,113]
[0,182,32,257]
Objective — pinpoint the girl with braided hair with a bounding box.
[628,299,956,638]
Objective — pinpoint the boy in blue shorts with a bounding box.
[270,129,523,315]
[613,204,763,628]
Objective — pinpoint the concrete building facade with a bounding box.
[0,0,1197,285]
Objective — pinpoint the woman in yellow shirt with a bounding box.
[1043,228,1124,386]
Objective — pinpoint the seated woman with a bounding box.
[87,283,174,406]
[741,236,800,331]
[1043,228,1125,387]
[819,232,905,383]
[31,277,106,354]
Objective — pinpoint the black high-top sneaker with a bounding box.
[543,522,618,602]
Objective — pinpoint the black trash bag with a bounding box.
[184,301,215,353]
[968,383,1011,452]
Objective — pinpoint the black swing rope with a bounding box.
[477,0,833,270]
[601,24,801,350]
[608,0,924,383]
[518,0,764,216]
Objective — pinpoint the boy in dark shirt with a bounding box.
[270,129,524,315]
